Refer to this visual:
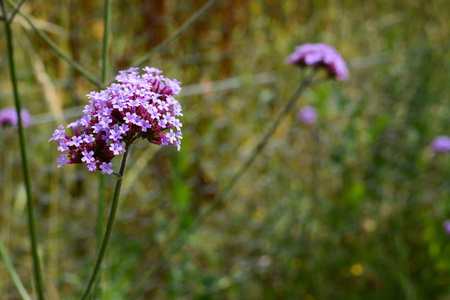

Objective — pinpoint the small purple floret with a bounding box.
[87,163,97,172]
[56,154,69,168]
[49,125,66,141]
[71,136,83,147]
[81,150,95,163]
[57,141,70,152]
[100,162,113,175]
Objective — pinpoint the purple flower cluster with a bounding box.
[49,67,183,174]
[285,43,348,80]
[444,220,450,236]
[431,136,450,153]
[298,106,317,125]
[0,108,31,128]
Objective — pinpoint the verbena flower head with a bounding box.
[443,220,450,236]
[285,43,348,80]
[49,67,183,173]
[298,106,317,125]
[0,108,31,128]
[431,136,450,153]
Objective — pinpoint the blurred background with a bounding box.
[1,0,450,299]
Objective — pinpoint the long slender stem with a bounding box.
[128,72,315,298]
[95,0,111,297]
[80,144,132,300]
[129,0,219,70]
[1,1,45,299]
[0,236,32,300]
[5,0,102,87]
[101,0,111,84]
[95,175,105,298]
[0,0,7,19]
[7,0,24,22]
[97,0,112,251]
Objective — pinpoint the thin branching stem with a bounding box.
[1,0,45,298]
[7,0,219,87]
[80,144,132,300]
[128,70,317,298]
[0,0,7,20]
[128,0,220,72]
[7,0,24,22]
[5,0,102,87]
[0,236,32,300]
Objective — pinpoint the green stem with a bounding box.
[1,1,45,299]
[96,176,105,271]
[80,144,132,300]
[128,0,219,70]
[128,71,315,298]
[98,0,112,247]
[0,236,32,300]
[95,0,111,296]
[6,0,23,22]
[5,0,102,87]
[101,0,111,84]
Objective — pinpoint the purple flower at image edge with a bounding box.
[49,66,183,173]
[0,108,32,128]
[443,220,450,236]
[285,43,348,81]
[298,106,317,125]
[431,136,450,152]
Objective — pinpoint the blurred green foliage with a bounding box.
[1,0,450,299]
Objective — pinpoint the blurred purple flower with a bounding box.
[285,43,348,80]
[298,106,317,125]
[431,136,450,153]
[0,108,31,129]
[49,67,183,172]
[443,220,450,235]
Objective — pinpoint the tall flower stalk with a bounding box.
[81,143,131,300]
[1,0,46,299]
[95,0,112,297]
[49,67,183,299]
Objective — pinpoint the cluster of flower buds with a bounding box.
[49,67,183,174]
